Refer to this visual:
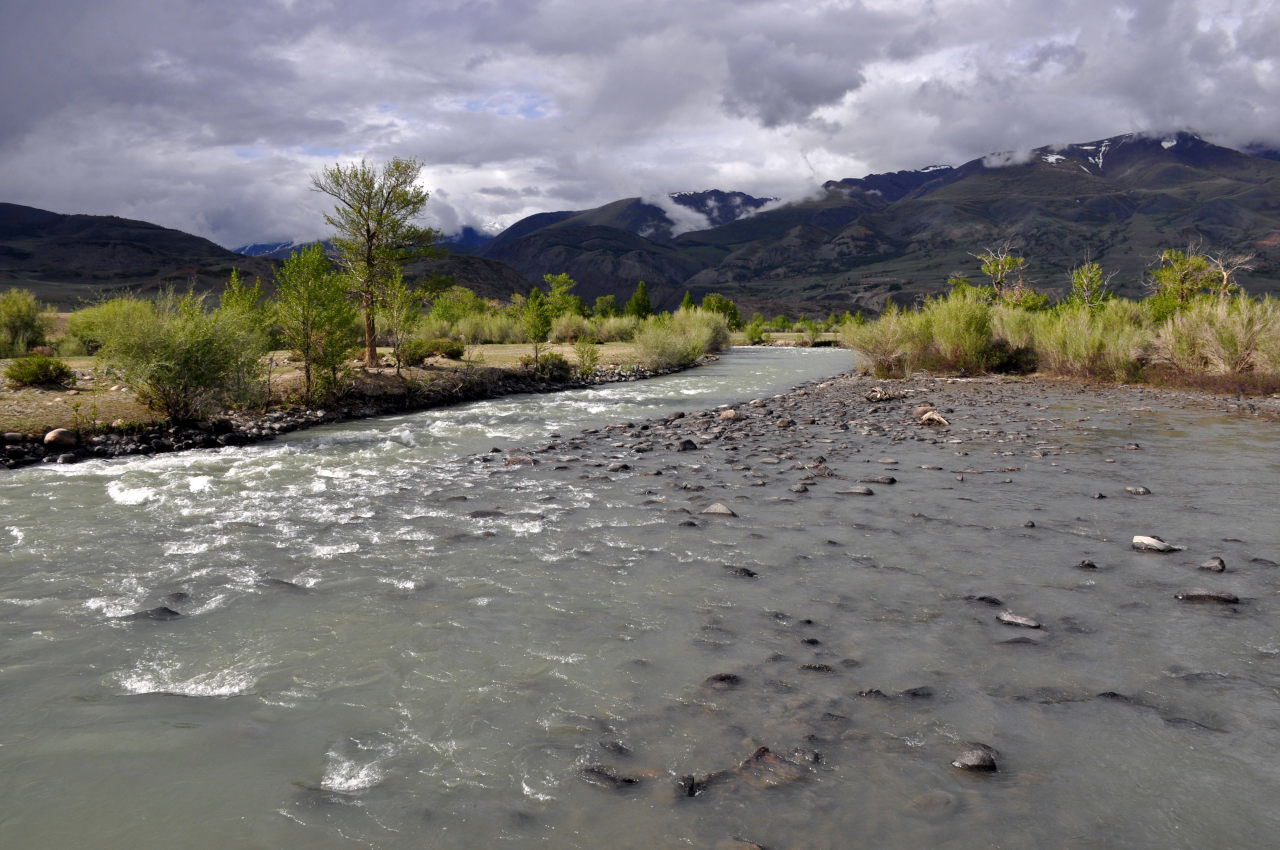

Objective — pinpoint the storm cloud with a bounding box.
[2,0,1276,248]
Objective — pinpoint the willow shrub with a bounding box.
[840,302,925,377]
[1152,296,1280,375]
[550,312,588,343]
[634,309,729,371]
[1027,300,1149,381]
[916,288,1000,373]
[590,315,641,343]
[0,288,53,357]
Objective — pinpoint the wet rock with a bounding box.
[122,606,183,621]
[578,764,644,790]
[701,503,738,517]
[951,744,998,772]
[468,509,505,519]
[727,567,758,578]
[964,594,1003,606]
[907,789,960,820]
[1199,557,1227,573]
[919,410,950,427]
[1174,588,1239,604]
[258,578,309,592]
[607,462,630,472]
[789,484,809,493]
[1132,535,1185,552]
[859,475,896,485]
[719,409,741,421]
[504,455,536,466]
[799,663,835,674]
[837,486,874,495]
[899,686,934,699]
[1076,559,1098,570]
[677,439,699,452]
[676,771,729,798]
[1125,486,1152,495]
[1024,521,1036,528]
[703,672,743,690]
[997,611,1042,629]
[734,747,807,789]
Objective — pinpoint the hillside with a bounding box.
[481,132,1280,315]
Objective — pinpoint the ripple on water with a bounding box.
[115,650,257,698]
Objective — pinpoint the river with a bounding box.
[2,346,1278,848]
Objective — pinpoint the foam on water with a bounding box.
[116,652,257,697]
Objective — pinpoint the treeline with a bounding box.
[1,252,732,422]
[842,245,1280,389]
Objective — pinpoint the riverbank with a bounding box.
[1,356,712,470]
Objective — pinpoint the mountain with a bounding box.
[479,133,1280,315]
[0,203,276,308]
[232,239,325,259]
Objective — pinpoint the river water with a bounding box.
[2,347,1279,848]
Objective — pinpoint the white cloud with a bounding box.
[0,0,1276,248]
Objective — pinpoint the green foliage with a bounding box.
[974,245,1028,297]
[273,243,359,402]
[624,280,652,319]
[4,354,75,388]
[1149,248,1213,306]
[542,273,585,318]
[522,287,552,364]
[680,291,696,311]
[519,351,572,380]
[550,312,588,343]
[312,157,438,365]
[574,336,600,377]
[634,308,729,371]
[744,316,769,345]
[1066,261,1113,310]
[768,314,792,331]
[794,319,823,347]
[401,337,464,364]
[100,290,270,422]
[592,294,620,318]
[376,268,422,373]
[67,297,156,356]
[0,288,53,357]
[1028,300,1149,381]
[591,315,640,342]
[1152,296,1280,375]
[840,301,921,378]
[429,285,488,325]
[700,292,742,329]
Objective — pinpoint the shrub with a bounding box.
[401,337,464,364]
[550,312,588,343]
[634,309,729,370]
[97,290,269,422]
[840,302,921,377]
[592,315,640,342]
[744,317,769,345]
[0,288,53,357]
[1030,300,1148,381]
[917,288,998,373]
[520,351,573,380]
[1152,296,1280,375]
[574,336,600,376]
[67,297,157,355]
[4,354,75,388]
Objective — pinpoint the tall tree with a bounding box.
[311,157,438,367]
[624,280,652,319]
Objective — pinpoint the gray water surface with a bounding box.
[2,348,1279,848]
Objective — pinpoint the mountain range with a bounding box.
[5,132,1278,312]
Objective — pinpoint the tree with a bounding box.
[592,294,620,318]
[543,273,585,317]
[311,157,438,367]
[973,244,1028,298]
[624,280,652,319]
[1206,251,1255,299]
[376,268,422,374]
[1149,247,1214,305]
[273,243,358,402]
[1066,261,1114,310]
[700,292,742,329]
[679,291,696,311]
[521,286,551,366]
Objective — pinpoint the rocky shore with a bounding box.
[1,359,703,470]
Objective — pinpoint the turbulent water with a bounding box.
[2,347,1279,849]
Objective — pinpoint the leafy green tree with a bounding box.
[522,287,552,366]
[593,294,620,318]
[376,268,422,374]
[679,291,696,311]
[624,280,652,319]
[974,244,1028,297]
[0,288,53,357]
[1066,261,1114,310]
[769,314,792,331]
[700,292,742,329]
[273,243,358,402]
[428,285,487,325]
[218,270,271,401]
[543,273,585,317]
[1150,248,1214,305]
[311,157,439,367]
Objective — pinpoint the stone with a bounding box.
[122,606,183,621]
[1175,588,1239,604]
[578,764,644,790]
[43,428,78,449]
[1125,486,1152,495]
[677,439,699,451]
[997,611,1041,629]
[719,409,741,421]
[1199,557,1226,572]
[1077,559,1098,569]
[1132,535,1185,552]
[919,410,950,426]
[837,486,874,495]
[951,745,998,772]
[701,503,738,517]
[607,462,630,472]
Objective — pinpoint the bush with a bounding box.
[1152,296,1280,375]
[67,297,157,355]
[917,288,999,373]
[592,315,640,342]
[634,309,729,371]
[550,312,588,343]
[840,302,923,377]
[1029,300,1148,381]
[744,317,769,345]
[401,337,464,364]
[96,290,269,422]
[519,351,573,380]
[574,336,600,376]
[4,354,75,388]
[0,288,53,357]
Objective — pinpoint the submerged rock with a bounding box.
[1174,588,1239,604]
[951,744,999,772]
[1199,557,1227,572]
[997,611,1042,629]
[701,503,738,517]
[121,606,183,621]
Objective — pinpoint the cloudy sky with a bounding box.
[2,0,1277,249]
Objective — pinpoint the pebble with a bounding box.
[997,611,1042,629]
[1199,557,1226,572]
